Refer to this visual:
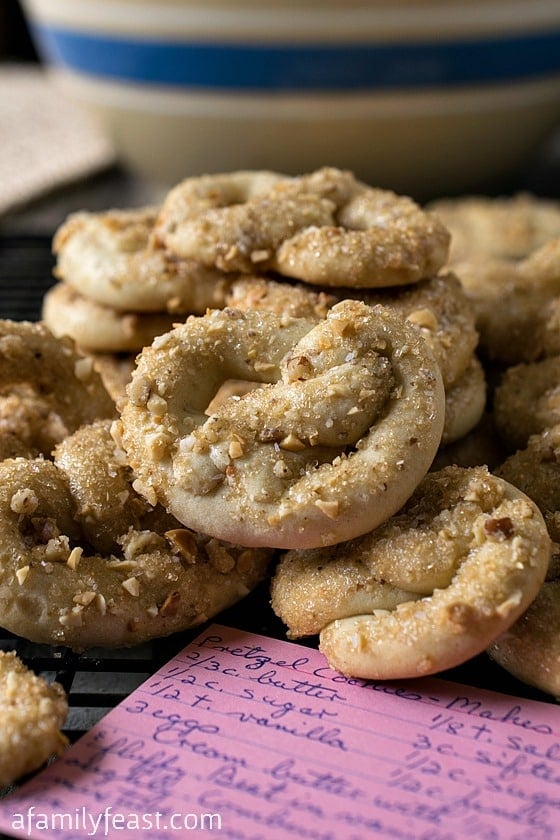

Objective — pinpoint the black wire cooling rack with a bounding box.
[0,230,556,826]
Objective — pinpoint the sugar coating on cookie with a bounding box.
[118,300,445,549]
[272,466,551,679]
[156,167,450,288]
[0,319,115,456]
[54,205,234,314]
[0,650,68,787]
[0,421,272,649]
[42,283,178,353]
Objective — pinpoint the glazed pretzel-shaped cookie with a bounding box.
[117,299,445,549]
[156,167,450,288]
[42,283,179,353]
[54,206,234,314]
[0,651,68,786]
[0,420,272,649]
[0,320,114,455]
[306,467,549,679]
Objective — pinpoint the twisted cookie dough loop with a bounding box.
[440,356,486,447]
[0,319,115,452]
[273,176,451,288]
[118,299,445,550]
[230,273,478,391]
[281,466,550,680]
[157,167,450,288]
[227,273,484,445]
[492,425,560,696]
[54,206,234,314]
[0,421,272,649]
[362,273,478,391]
[429,192,560,263]
[452,239,560,364]
[43,283,179,353]
[0,651,68,787]
[488,579,560,698]
[493,355,560,452]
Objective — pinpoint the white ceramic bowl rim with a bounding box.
[30,23,560,91]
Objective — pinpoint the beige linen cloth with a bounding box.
[0,64,116,215]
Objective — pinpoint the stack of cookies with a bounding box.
[42,204,237,397]
[24,166,560,695]
[45,168,484,444]
[429,191,560,698]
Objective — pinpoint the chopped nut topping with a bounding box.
[205,539,236,573]
[253,361,276,373]
[58,606,84,627]
[406,307,438,331]
[131,479,158,507]
[159,591,181,617]
[236,550,254,575]
[279,433,306,452]
[73,591,96,607]
[224,244,239,262]
[273,459,289,478]
[228,439,244,459]
[74,356,94,381]
[165,528,198,562]
[484,516,514,539]
[15,565,30,585]
[315,499,340,519]
[286,354,313,382]
[45,535,71,562]
[496,591,523,617]
[121,577,140,597]
[95,593,107,615]
[146,431,173,461]
[67,547,83,570]
[250,249,270,263]
[146,393,168,417]
[128,374,153,406]
[330,317,353,337]
[10,488,39,515]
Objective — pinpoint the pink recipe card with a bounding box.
[0,623,559,840]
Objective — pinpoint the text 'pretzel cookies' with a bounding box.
[156,167,450,288]
[272,467,551,678]
[0,650,68,787]
[0,420,272,649]
[117,300,445,549]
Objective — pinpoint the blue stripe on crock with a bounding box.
[32,25,560,90]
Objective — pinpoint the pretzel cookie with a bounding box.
[117,300,445,549]
[230,273,478,393]
[227,273,482,445]
[429,192,560,264]
[42,283,178,353]
[0,651,68,787]
[157,167,450,288]
[490,424,560,696]
[0,319,114,456]
[452,239,560,364]
[493,355,560,452]
[0,420,272,649]
[54,206,233,314]
[272,466,551,679]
